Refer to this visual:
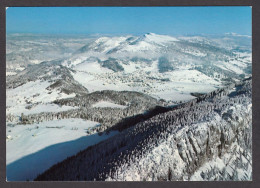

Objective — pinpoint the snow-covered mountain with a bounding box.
[59,33,251,102]
[64,32,251,76]
[6,33,252,181]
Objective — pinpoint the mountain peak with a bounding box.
[141,32,179,43]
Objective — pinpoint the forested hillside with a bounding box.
[35,78,252,181]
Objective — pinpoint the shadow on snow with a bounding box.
[6,132,117,181]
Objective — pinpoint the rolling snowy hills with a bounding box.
[6,33,252,181]
[60,32,251,102]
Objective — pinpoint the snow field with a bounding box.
[6,118,118,181]
[6,80,76,116]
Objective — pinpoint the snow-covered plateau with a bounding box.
[6,33,251,181]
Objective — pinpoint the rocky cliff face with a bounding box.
[35,78,252,181]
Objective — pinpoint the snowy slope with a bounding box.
[6,118,118,181]
[6,80,77,116]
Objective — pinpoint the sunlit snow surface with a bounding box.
[6,119,118,181]
[6,80,77,116]
[72,68,220,102]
